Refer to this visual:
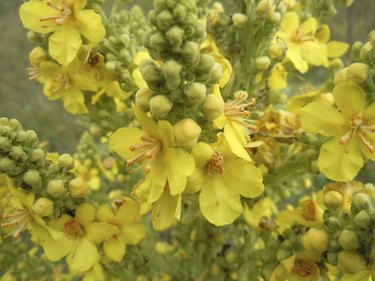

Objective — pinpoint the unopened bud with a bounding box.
[301,228,328,253]
[149,32,167,51]
[10,146,26,161]
[360,42,373,61]
[30,148,45,162]
[257,0,275,19]
[162,60,182,89]
[69,177,90,198]
[58,154,75,169]
[47,179,65,197]
[324,190,343,208]
[338,250,366,274]
[268,43,284,59]
[182,41,200,65]
[185,83,207,105]
[352,193,371,210]
[202,94,224,121]
[232,13,248,28]
[256,56,271,70]
[354,210,371,229]
[29,47,47,66]
[135,88,154,111]
[196,54,215,74]
[165,26,184,46]
[339,229,360,250]
[206,63,223,84]
[0,157,16,173]
[149,95,173,118]
[173,118,201,149]
[23,170,42,187]
[347,63,369,85]
[333,67,348,85]
[32,197,53,217]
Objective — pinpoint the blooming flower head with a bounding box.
[187,137,264,226]
[110,104,195,205]
[20,0,105,65]
[301,82,375,181]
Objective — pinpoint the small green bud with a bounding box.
[26,130,38,144]
[69,177,89,198]
[162,60,183,89]
[47,179,65,197]
[232,13,248,28]
[140,61,163,87]
[360,42,373,61]
[339,229,360,250]
[301,228,328,253]
[206,63,223,84]
[333,67,348,85]
[173,118,201,149]
[29,47,47,66]
[327,252,338,264]
[26,31,40,43]
[196,54,215,74]
[255,56,271,70]
[156,10,174,31]
[58,154,75,170]
[185,83,207,104]
[0,157,16,172]
[324,190,343,209]
[182,41,200,65]
[352,193,371,210]
[149,95,173,118]
[256,0,275,19]
[268,43,284,59]
[325,216,341,230]
[354,210,371,229]
[270,11,281,24]
[30,148,45,162]
[10,146,27,161]
[135,88,154,111]
[9,119,21,130]
[15,131,28,144]
[202,94,224,121]
[0,137,11,151]
[173,4,187,20]
[23,169,42,187]
[347,63,369,84]
[338,250,366,274]
[329,58,344,69]
[166,26,184,47]
[32,197,54,217]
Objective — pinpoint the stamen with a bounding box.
[27,67,41,80]
[1,208,31,239]
[208,152,224,174]
[358,132,375,153]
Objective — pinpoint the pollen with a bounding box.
[208,151,225,174]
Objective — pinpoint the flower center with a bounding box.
[1,208,31,239]
[64,219,84,238]
[127,135,161,173]
[339,113,375,153]
[301,199,316,221]
[291,28,315,44]
[40,1,73,27]
[224,91,257,131]
[295,260,314,277]
[51,73,71,94]
[208,152,224,174]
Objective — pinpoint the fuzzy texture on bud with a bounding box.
[173,118,201,149]
[202,94,224,121]
[47,179,65,197]
[301,228,328,253]
[338,230,360,250]
[324,190,343,209]
[256,56,271,70]
[149,95,173,118]
[23,169,42,188]
[347,63,369,85]
[58,154,75,170]
[69,177,90,198]
[354,210,371,229]
[333,68,348,85]
[337,250,366,274]
[162,60,183,89]
[185,83,207,104]
[360,42,373,60]
[32,197,54,217]
[232,13,248,28]
[135,88,154,111]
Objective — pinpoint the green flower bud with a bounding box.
[135,88,154,111]
[354,210,371,229]
[196,54,215,74]
[347,63,369,85]
[337,250,366,274]
[69,177,90,198]
[32,197,54,217]
[327,252,338,264]
[166,26,184,48]
[26,130,38,144]
[0,137,11,151]
[9,119,21,130]
[339,229,360,250]
[150,95,173,118]
[256,56,271,70]
[206,63,223,84]
[324,190,343,209]
[185,83,207,104]
[162,60,183,89]
[301,228,328,253]
[270,12,281,24]
[10,146,27,161]
[202,94,224,121]
[173,4,187,21]
[173,118,201,149]
[182,41,200,65]
[23,169,42,188]
[58,154,75,170]
[329,58,344,69]
[0,157,16,172]
[140,61,163,88]
[156,10,174,31]
[29,47,47,66]
[154,0,166,11]
[352,193,371,210]
[47,179,65,198]
[325,216,341,230]
[256,0,275,19]
[232,13,248,28]
[149,32,167,51]
[268,43,284,59]
[333,67,348,85]
[360,42,373,61]
[30,148,45,162]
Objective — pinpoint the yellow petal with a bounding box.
[152,191,180,231]
[75,203,96,226]
[224,124,251,161]
[300,102,346,136]
[42,234,73,262]
[148,158,167,203]
[267,63,287,92]
[281,12,299,33]
[121,223,146,245]
[287,43,308,73]
[363,102,375,123]
[19,1,58,34]
[109,127,145,160]
[300,41,328,66]
[96,205,115,222]
[316,24,330,43]
[300,17,317,35]
[72,0,87,13]
[116,198,140,225]
[49,25,82,65]
[103,237,126,262]
[318,137,364,182]
[74,10,105,45]
[85,222,119,244]
[199,175,242,226]
[132,104,161,139]
[67,238,99,272]
[333,83,366,120]
[63,88,88,115]
[327,41,349,58]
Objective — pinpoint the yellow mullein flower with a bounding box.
[42,203,118,272]
[301,82,375,182]
[270,251,321,281]
[19,0,105,65]
[110,104,195,204]
[278,12,328,73]
[267,63,288,93]
[277,192,324,229]
[96,198,146,262]
[315,24,349,59]
[213,86,259,161]
[243,197,277,231]
[81,262,105,281]
[27,47,48,82]
[74,160,101,191]
[39,59,98,114]
[187,137,264,226]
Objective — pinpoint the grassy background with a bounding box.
[0,0,374,153]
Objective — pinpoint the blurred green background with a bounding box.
[0,0,374,153]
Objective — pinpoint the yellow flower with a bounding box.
[267,63,288,93]
[97,198,145,262]
[301,82,375,181]
[42,203,118,272]
[243,197,277,231]
[74,160,101,191]
[40,59,98,114]
[20,0,105,65]
[188,138,264,226]
[110,104,195,204]
[323,181,363,212]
